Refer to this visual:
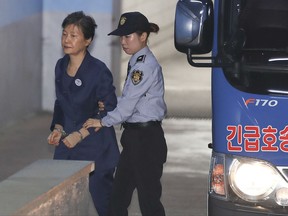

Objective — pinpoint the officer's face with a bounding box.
[120,32,147,55]
[61,24,91,56]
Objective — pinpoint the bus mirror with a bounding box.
[174,0,214,54]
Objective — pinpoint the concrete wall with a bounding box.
[0,0,43,126]
[0,160,94,216]
[121,0,178,62]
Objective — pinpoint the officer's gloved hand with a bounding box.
[62,128,90,148]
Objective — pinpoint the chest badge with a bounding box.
[75,78,82,86]
[131,70,143,85]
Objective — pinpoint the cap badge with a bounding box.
[131,70,143,85]
[120,17,127,26]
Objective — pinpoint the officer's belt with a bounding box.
[122,121,161,129]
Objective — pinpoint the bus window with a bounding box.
[220,0,288,96]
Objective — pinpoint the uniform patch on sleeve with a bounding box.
[131,70,143,85]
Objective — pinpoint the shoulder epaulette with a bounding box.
[136,55,146,63]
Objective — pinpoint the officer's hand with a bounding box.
[83,118,102,131]
[62,132,82,148]
[47,130,62,146]
[98,101,105,111]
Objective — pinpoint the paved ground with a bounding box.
[0,112,212,216]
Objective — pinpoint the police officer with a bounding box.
[83,11,167,216]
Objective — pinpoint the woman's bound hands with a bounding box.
[48,126,90,149]
[48,100,104,147]
[62,131,82,148]
[62,128,90,148]
[47,124,64,146]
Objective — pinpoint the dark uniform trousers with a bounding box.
[108,123,167,216]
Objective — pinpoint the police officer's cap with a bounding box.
[108,12,150,36]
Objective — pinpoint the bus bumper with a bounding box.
[208,196,288,216]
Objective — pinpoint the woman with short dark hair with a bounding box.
[47,11,120,216]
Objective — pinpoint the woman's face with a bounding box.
[61,24,91,56]
[120,32,147,55]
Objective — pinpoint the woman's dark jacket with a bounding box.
[50,52,119,170]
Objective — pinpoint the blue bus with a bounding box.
[174,0,288,215]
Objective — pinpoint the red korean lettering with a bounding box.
[279,126,288,153]
[227,125,242,152]
[243,126,260,152]
[261,125,278,152]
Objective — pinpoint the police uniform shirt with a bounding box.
[102,46,167,127]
